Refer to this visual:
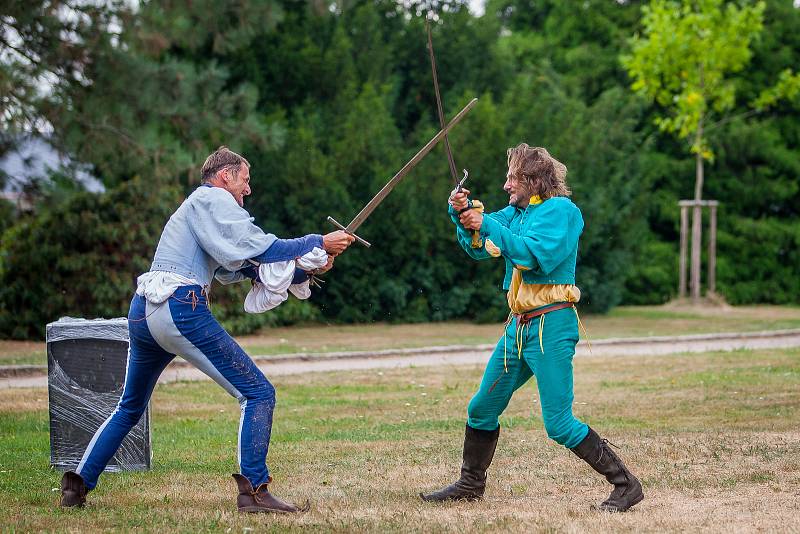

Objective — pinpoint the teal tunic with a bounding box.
[449,196,583,288]
[448,197,589,448]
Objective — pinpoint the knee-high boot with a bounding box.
[420,424,500,502]
[570,427,644,512]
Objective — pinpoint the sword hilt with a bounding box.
[326,216,372,248]
[456,168,469,193]
[455,169,472,213]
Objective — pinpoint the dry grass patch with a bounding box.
[236,305,800,356]
[0,387,49,412]
[4,305,800,366]
[1,348,799,532]
[0,339,46,366]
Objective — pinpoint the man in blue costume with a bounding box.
[420,143,643,512]
[60,146,355,513]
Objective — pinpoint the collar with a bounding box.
[513,195,544,213]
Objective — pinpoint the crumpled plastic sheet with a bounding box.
[46,316,129,343]
[47,317,150,472]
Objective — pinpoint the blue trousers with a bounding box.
[75,286,275,490]
[467,306,589,449]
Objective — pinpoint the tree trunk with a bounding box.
[690,123,704,303]
[679,204,688,298]
[708,203,717,294]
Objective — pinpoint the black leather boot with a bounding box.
[420,424,500,502]
[60,471,89,508]
[571,427,644,512]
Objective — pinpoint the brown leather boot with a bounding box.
[420,424,500,502]
[60,471,88,508]
[571,427,644,512]
[232,474,309,513]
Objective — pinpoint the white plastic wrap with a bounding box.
[46,317,151,472]
[46,317,129,343]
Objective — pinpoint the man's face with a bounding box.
[223,164,251,207]
[503,169,532,208]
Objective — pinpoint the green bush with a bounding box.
[717,217,800,305]
[0,178,329,340]
[0,199,14,237]
[623,239,678,305]
[0,178,180,339]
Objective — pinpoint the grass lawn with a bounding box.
[1,347,799,532]
[3,304,800,367]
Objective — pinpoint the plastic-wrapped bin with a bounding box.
[46,317,151,472]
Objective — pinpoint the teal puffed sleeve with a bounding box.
[479,197,583,275]
[448,204,516,260]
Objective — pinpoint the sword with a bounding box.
[427,19,475,227]
[426,18,459,186]
[327,97,478,247]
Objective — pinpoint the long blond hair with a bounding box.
[506,143,570,199]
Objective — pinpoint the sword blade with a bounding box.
[426,18,459,184]
[344,97,478,233]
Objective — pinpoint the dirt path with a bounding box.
[3,329,799,389]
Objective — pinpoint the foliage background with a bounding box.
[1,0,798,339]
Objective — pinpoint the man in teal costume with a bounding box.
[420,143,644,512]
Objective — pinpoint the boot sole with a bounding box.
[238,506,294,514]
[594,490,644,513]
[238,499,310,514]
[60,492,86,508]
[419,492,483,503]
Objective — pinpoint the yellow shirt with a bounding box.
[506,268,581,314]
[503,194,580,313]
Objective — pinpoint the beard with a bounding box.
[508,184,534,207]
[508,193,526,207]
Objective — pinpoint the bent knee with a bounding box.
[467,395,488,420]
[257,381,276,406]
[242,379,276,406]
[115,404,147,427]
[543,416,584,447]
[467,396,500,430]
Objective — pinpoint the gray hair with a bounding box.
[200,146,250,183]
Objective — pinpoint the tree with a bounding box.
[0,1,125,136]
[622,0,766,302]
[0,177,181,339]
[1,1,284,189]
[2,0,798,340]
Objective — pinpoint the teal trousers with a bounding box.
[467,306,589,449]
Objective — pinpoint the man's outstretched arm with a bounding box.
[473,199,583,275]
[219,229,353,284]
[448,188,512,260]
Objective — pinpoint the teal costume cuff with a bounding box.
[479,213,501,239]
[448,204,472,239]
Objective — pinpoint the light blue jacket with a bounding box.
[150,185,277,287]
[449,196,583,289]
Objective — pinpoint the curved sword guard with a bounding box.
[327,216,372,248]
[456,169,469,193]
